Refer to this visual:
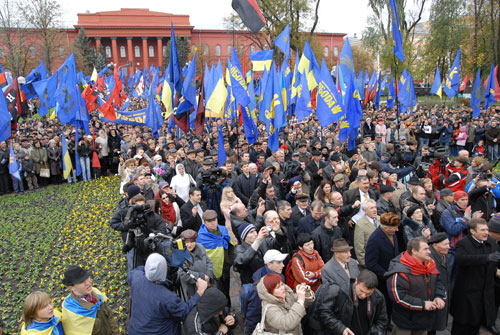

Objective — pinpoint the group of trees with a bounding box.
[362,0,499,83]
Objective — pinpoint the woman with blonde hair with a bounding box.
[220,186,242,217]
[20,291,64,335]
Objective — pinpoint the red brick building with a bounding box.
[10,8,346,76]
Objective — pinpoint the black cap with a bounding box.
[440,188,453,197]
[330,153,340,162]
[488,216,500,233]
[380,184,395,194]
[62,265,91,286]
[311,150,321,156]
[428,232,448,245]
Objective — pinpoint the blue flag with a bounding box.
[8,143,20,181]
[390,0,405,62]
[356,71,365,101]
[167,23,183,93]
[485,63,497,110]
[339,37,355,86]
[374,71,382,110]
[471,67,482,117]
[33,74,58,117]
[261,62,284,152]
[430,66,442,98]
[387,76,396,109]
[229,49,251,107]
[339,73,363,150]
[55,54,82,125]
[146,72,164,137]
[0,89,11,142]
[218,125,226,167]
[316,59,344,127]
[22,60,47,100]
[443,49,460,98]
[398,68,411,113]
[274,24,290,59]
[295,71,312,121]
[176,52,197,115]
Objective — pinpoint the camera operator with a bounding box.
[201,163,231,221]
[109,193,167,269]
[440,156,468,192]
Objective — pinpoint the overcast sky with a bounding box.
[60,0,370,38]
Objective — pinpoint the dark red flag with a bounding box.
[231,0,266,33]
[459,74,470,92]
[193,77,205,136]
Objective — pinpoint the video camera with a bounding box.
[201,167,224,185]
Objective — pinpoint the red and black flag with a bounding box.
[4,78,23,127]
[193,76,205,136]
[231,0,266,33]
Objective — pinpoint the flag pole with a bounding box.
[392,54,400,132]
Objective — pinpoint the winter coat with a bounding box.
[183,287,230,335]
[233,173,258,206]
[21,158,36,177]
[485,125,500,146]
[321,256,360,297]
[177,243,214,300]
[402,216,436,243]
[289,249,324,292]
[438,125,453,145]
[298,214,322,234]
[128,266,200,335]
[180,200,207,233]
[30,147,48,174]
[95,135,109,158]
[366,227,399,279]
[456,126,468,146]
[308,281,388,335]
[468,185,494,219]
[77,141,92,158]
[311,222,343,262]
[384,253,446,331]
[440,205,468,254]
[432,198,453,231]
[256,279,307,335]
[429,246,450,331]
[0,147,8,174]
[450,234,499,327]
[234,240,265,284]
[47,147,62,175]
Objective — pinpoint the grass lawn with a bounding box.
[0,177,128,334]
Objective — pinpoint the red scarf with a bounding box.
[400,251,438,276]
[156,192,176,223]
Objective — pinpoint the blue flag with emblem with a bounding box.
[274,23,290,59]
[390,0,405,62]
[485,63,497,110]
[22,60,47,100]
[471,67,482,117]
[398,68,411,113]
[430,65,443,99]
[261,62,284,152]
[176,52,197,115]
[146,71,164,137]
[387,75,396,109]
[374,71,382,110]
[339,37,355,86]
[218,125,226,167]
[167,23,183,93]
[443,49,460,98]
[9,143,20,181]
[0,88,11,142]
[339,73,363,150]
[230,48,251,107]
[295,71,312,121]
[316,58,344,127]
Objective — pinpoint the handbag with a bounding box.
[252,305,294,335]
[40,168,50,178]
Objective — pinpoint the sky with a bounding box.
[60,0,370,38]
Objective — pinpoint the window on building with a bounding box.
[105,46,112,58]
[228,45,232,55]
[203,45,209,56]
[149,45,154,57]
[334,47,339,57]
[215,45,221,57]
[323,47,328,57]
[134,46,140,58]
[250,45,255,52]
[29,45,36,58]
[120,46,126,58]
[163,46,167,57]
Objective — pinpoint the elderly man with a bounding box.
[298,200,325,234]
[343,175,377,222]
[259,210,291,256]
[376,184,399,216]
[196,210,234,306]
[385,237,446,335]
[128,253,208,335]
[354,199,380,268]
[61,265,119,335]
[451,218,500,335]
[320,238,360,295]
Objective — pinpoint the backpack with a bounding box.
[284,252,304,289]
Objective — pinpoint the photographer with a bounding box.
[109,193,167,269]
[201,164,230,220]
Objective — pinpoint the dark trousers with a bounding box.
[0,172,10,194]
[451,321,480,335]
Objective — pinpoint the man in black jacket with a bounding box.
[385,237,446,334]
[180,187,206,232]
[312,207,342,262]
[308,270,388,335]
[0,141,10,194]
[233,161,257,206]
[307,150,327,199]
[233,223,268,284]
[328,191,360,247]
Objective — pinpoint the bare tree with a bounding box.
[0,0,31,76]
[19,0,62,74]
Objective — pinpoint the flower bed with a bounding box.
[0,177,127,334]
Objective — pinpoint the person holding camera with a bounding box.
[128,253,209,335]
[109,192,167,269]
[183,287,237,335]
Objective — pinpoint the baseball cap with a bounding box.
[263,249,288,264]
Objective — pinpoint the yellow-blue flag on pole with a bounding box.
[443,48,460,98]
[62,134,73,179]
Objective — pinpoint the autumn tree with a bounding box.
[163,36,191,71]
[72,27,95,75]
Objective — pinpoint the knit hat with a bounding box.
[406,204,421,219]
[488,215,500,233]
[127,185,141,199]
[453,191,468,201]
[238,222,256,242]
[263,273,283,294]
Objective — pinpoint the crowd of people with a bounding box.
[9,102,500,335]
